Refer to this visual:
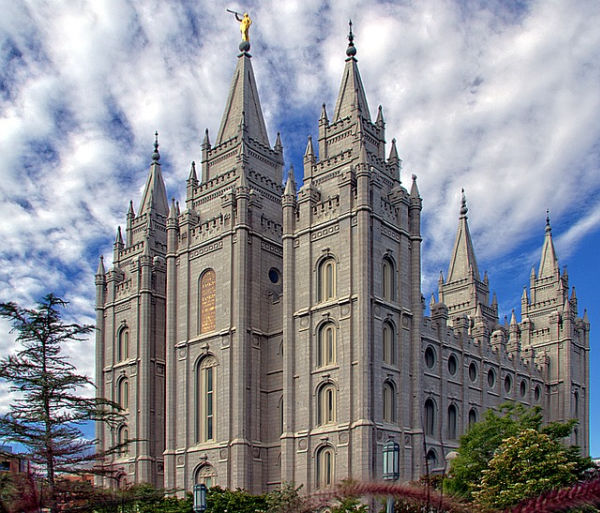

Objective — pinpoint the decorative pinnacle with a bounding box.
[545,209,551,232]
[460,188,468,216]
[152,131,160,162]
[346,19,356,57]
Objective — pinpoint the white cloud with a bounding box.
[0,1,599,435]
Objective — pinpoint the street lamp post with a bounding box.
[382,439,400,513]
[193,483,207,512]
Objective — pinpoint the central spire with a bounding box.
[332,20,371,122]
[215,40,269,147]
[447,190,479,282]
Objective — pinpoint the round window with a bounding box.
[504,374,512,394]
[520,380,527,397]
[268,268,280,284]
[469,362,478,382]
[487,369,496,387]
[534,385,541,402]
[448,354,457,376]
[425,346,435,369]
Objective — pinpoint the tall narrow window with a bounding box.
[318,258,336,302]
[382,258,394,301]
[383,382,395,422]
[197,356,217,442]
[383,322,394,364]
[317,384,336,425]
[316,446,335,488]
[118,328,129,361]
[199,269,216,334]
[117,378,129,410]
[448,404,457,439]
[118,425,129,455]
[424,398,435,436]
[574,391,579,417]
[468,408,477,427]
[318,323,336,367]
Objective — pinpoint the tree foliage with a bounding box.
[444,402,592,504]
[472,428,577,510]
[0,294,123,513]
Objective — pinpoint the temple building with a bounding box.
[94,26,589,494]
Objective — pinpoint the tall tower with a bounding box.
[520,214,590,453]
[96,135,169,487]
[163,38,284,493]
[439,191,499,332]
[281,26,423,489]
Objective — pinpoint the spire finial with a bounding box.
[152,131,160,162]
[346,19,357,57]
[460,188,468,217]
[545,209,551,232]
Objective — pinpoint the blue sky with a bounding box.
[0,0,599,456]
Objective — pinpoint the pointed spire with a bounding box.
[275,132,283,152]
[115,226,124,245]
[483,270,489,285]
[216,49,270,146]
[491,291,498,308]
[510,309,517,326]
[447,189,479,282]
[168,198,178,221]
[188,161,198,182]
[202,128,211,149]
[521,287,529,302]
[333,21,370,121]
[583,309,589,323]
[530,266,536,280]
[96,255,106,276]
[430,294,436,308]
[438,270,444,285]
[284,165,297,196]
[538,209,559,278]
[320,103,329,124]
[304,135,315,158]
[571,286,577,300]
[376,105,384,127]
[128,200,135,216]
[139,132,169,217]
[410,174,420,198]
[388,138,399,162]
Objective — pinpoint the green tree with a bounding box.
[207,486,268,512]
[265,482,306,513]
[444,402,591,502]
[473,428,577,510]
[0,294,123,513]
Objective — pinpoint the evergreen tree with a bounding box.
[0,294,123,513]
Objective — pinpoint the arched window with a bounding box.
[468,408,478,427]
[196,356,217,442]
[382,322,394,364]
[317,323,336,367]
[448,404,457,439]
[316,446,335,488]
[382,257,395,301]
[195,464,215,489]
[317,384,336,426]
[383,382,395,423]
[118,425,129,455]
[424,398,436,436]
[199,269,216,334]
[117,378,129,410]
[426,449,438,468]
[117,328,129,361]
[318,258,336,302]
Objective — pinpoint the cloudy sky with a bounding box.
[1,0,599,455]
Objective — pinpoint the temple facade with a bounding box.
[94,30,590,494]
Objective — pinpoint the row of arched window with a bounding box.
[424,399,478,438]
[316,255,397,303]
[191,447,335,490]
[316,320,397,367]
